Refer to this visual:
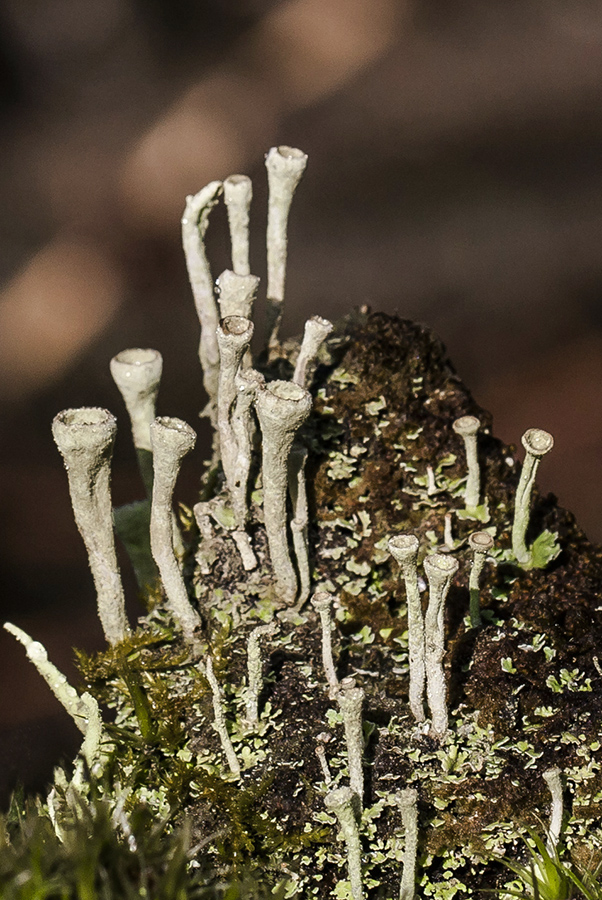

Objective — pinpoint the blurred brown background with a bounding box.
[1,0,602,802]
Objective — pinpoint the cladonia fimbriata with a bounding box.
[468,531,494,629]
[338,676,365,811]
[265,145,308,352]
[388,534,425,723]
[110,348,162,496]
[182,180,223,418]
[223,174,252,277]
[543,766,563,853]
[423,552,459,738]
[8,143,581,900]
[311,591,340,698]
[512,428,554,566]
[52,407,128,645]
[453,415,481,511]
[254,379,312,604]
[150,416,199,640]
[324,786,364,900]
[293,315,334,388]
[205,656,241,779]
[396,788,419,900]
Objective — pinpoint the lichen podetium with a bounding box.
[3,148,602,900]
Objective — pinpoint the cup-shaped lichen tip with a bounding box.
[468,532,494,554]
[423,552,459,585]
[110,348,163,452]
[52,406,117,458]
[522,428,554,457]
[452,415,480,438]
[388,534,419,567]
[150,416,196,462]
[255,380,312,603]
[52,407,127,646]
[216,270,259,320]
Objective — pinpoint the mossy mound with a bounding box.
[5,312,602,899]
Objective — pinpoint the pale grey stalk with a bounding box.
[291,518,310,606]
[426,465,437,496]
[110,348,162,496]
[52,407,127,645]
[4,622,90,732]
[193,501,218,575]
[254,380,312,603]
[444,513,454,551]
[311,592,339,698]
[315,736,332,783]
[288,444,308,524]
[150,417,199,640]
[468,532,494,629]
[181,181,223,417]
[512,428,554,566]
[223,175,252,275]
[396,788,418,900]
[453,416,481,509]
[216,316,254,526]
[338,677,365,808]
[230,369,265,561]
[232,531,258,572]
[388,535,425,723]
[543,767,563,853]
[289,444,310,605]
[245,622,277,726]
[205,656,241,778]
[324,786,364,900]
[423,553,459,738]
[79,692,103,770]
[216,270,259,321]
[265,146,308,351]
[293,315,334,387]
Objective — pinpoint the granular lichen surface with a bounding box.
[73,312,602,899]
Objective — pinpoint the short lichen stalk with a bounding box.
[293,315,334,388]
[338,677,365,810]
[245,622,277,727]
[110,348,163,496]
[311,591,339,698]
[543,767,563,853]
[453,415,481,510]
[396,788,418,900]
[325,787,364,900]
[423,553,459,738]
[388,534,425,723]
[205,656,241,778]
[52,407,128,646]
[149,416,200,640]
[288,444,311,605]
[254,380,312,604]
[512,428,554,566]
[230,368,265,569]
[468,532,494,628]
[5,143,591,900]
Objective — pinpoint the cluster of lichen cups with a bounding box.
[4,146,565,899]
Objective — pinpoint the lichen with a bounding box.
[4,152,602,900]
